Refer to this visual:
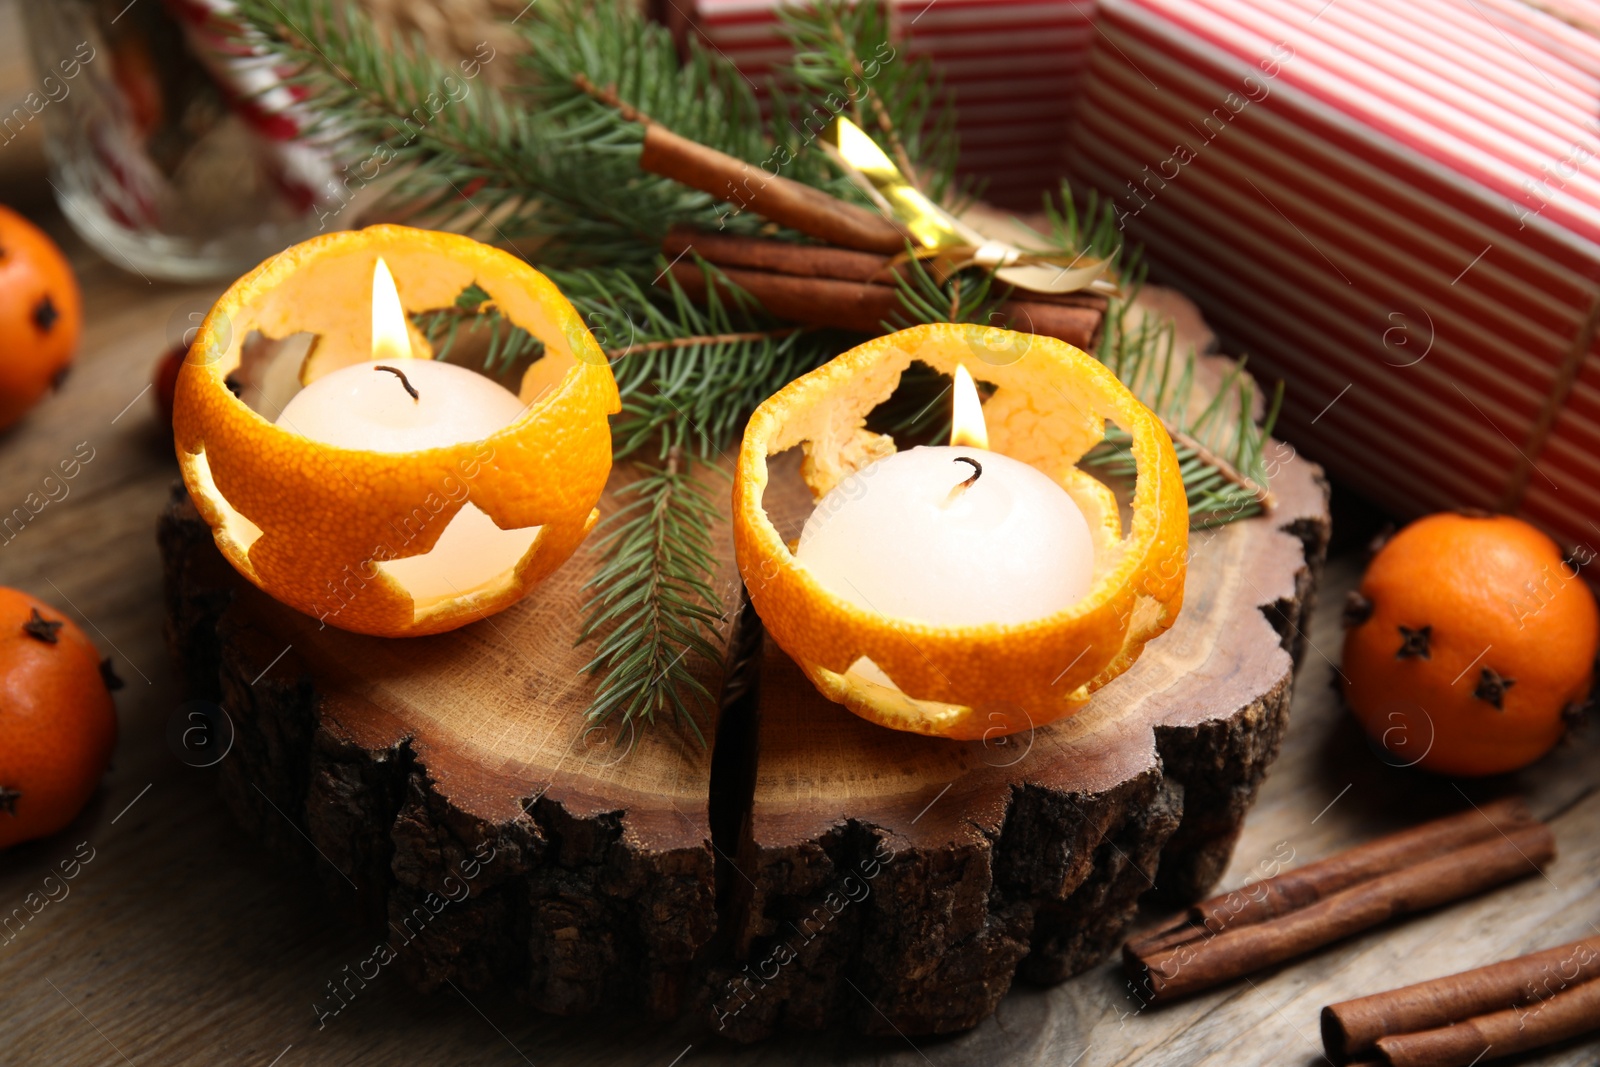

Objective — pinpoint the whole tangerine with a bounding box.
[0,205,82,430]
[1341,512,1597,776]
[0,589,119,849]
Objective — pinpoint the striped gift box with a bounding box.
[670,0,1099,205]
[1063,0,1600,550]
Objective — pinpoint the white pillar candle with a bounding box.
[795,445,1094,627]
[273,258,540,608]
[276,356,525,454]
[794,365,1094,629]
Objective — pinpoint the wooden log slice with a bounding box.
[703,440,1329,1040]
[159,327,1328,1039]
[159,464,738,1022]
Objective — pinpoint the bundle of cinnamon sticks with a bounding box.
[1322,935,1600,1066]
[572,74,1110,348]
[1123,798,1555,1003]
[661,227,1108,351]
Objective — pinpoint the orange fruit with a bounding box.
[1342,512,1598,776]
[173,225,619,637]
[0,205,82,430]
[0,589,118,850]
[734,323,1188,740]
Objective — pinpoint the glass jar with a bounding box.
[20,0,334,281]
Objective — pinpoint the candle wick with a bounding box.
[374,364,420,401]
[953,456,983,488]
[944,455,983,505]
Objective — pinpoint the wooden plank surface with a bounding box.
[1,4,1597,1063]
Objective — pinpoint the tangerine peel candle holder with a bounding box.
[732,323,1188,739]
[173,226,619,638]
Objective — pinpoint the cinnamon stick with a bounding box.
[1322,935,1600,1063]
[670,260,899,334]
[663,226,905,284]
[663,227,1113,309]
[1128,798,1537,958]
[1124,822,1556,1003]
[666,261,1105,351]
[1373,973,1600,1067]
[999,301,1107,350]
[640,125,907,255]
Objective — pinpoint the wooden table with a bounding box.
[1,8,1596,1064]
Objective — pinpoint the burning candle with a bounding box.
[275,258,539,607]
[795,364,1095,628]
[734,324,1185,737]
[176,225,618,637]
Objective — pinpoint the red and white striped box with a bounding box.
[1063,0,1600,549]
[669,0,1099,205]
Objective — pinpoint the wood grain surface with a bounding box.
[1,4,1597,1063]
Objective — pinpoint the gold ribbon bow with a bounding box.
[821,116,1118,297]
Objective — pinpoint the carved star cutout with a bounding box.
[0,786,20,817]
[1396,624,1432,660]
[22,607,63,644]
[1473,667,1516,710]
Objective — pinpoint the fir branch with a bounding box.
[1041,185,1143,274]
[1084,296,1283,526]
[551,263,835,461]
[579,448,722,741]
[883,185,1282,525]
[525,3,866,232]
[517,0,764,162]
[890,247,1006,332]
[228,0,746,268]
[553,263,834,740]
[608,329,804,358]
[1007,185,1282,520]
[777,0,962,204]
[412,283,545,378]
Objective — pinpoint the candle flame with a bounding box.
[949,363,989,449]
[371,257,413,361]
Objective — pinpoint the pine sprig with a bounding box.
[777,0,962,204]
[228,0,751,267]
[519,3,758,166]
[412,283,546,379]
[579,449,723,741]
[883,184,1282,524]
[547,263,835,738]
[1061,183,1281,524]
[547,264,837,461]
[1086,295,1283,526]
[1040,184,1143,275]
[510,0,869,240]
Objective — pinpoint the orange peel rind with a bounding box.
[733,323,1188,740]
[173,225,619,638]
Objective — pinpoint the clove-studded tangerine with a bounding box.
[1341,511,1598,776]
[0,588,118,850]
[0,205,82,429]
